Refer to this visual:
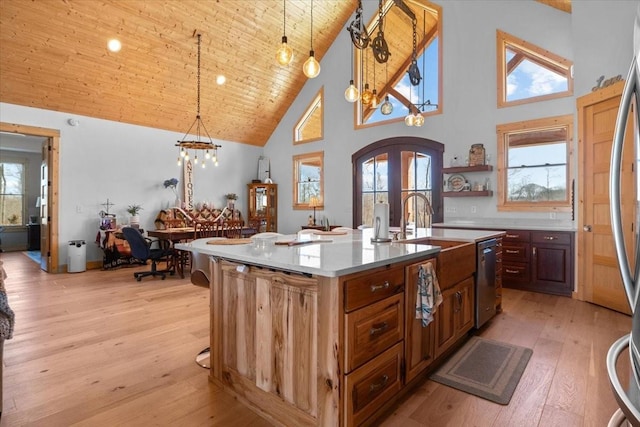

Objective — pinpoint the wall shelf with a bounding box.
[442,165,493,174]
[444,190,493,197]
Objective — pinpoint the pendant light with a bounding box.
[371,59,379,109]
[344,43,359,102]
[176,33,221,167]
[361,50,373,106]
[275,0,293,66]
[303,0,321,78]
[380,63,393,114]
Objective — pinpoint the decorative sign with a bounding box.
[183,160,194,210]
[592,74,623,92]
[468,144,486,167]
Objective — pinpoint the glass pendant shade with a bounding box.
[361,83,373,106]
[413,113,424,127]
[405,113,416,126]
[345,80,359,102]
[303,51,320,78]
[381,96,393,115]
[276,36,293,66]
[371,89,379,109]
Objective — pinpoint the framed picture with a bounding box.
[469,144,486,166]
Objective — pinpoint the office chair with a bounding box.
[121,227,175,281]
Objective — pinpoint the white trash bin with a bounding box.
[68,240,86,273]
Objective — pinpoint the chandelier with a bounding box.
[176,33,221,168]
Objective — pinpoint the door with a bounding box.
[577,81,635,314]
[39,139,50,271]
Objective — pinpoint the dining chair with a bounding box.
[224,219,244,239]
[194,220,223,239]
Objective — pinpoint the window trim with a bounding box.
[292,151,324,210]
[496,30,573,108]
[294,87,323,144]
[496,114,573,212]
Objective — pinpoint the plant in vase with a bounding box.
[164,178,180,207]
[126,204,143,228]
[224,193,237,210]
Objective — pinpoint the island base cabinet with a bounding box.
[344,343,403,427]
[435,276,474,358]
[212,260,339,427]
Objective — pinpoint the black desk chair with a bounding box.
[121,227,175,281]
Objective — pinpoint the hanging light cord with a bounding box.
[283,0,286,37]
[310,0,314,50]
[196,34,201,119]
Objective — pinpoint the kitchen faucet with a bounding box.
[399,192,434,240]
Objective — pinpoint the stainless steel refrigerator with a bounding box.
[609,5,640,425]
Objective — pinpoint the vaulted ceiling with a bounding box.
[0,1,570,147]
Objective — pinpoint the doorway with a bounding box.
[0,122,59,273]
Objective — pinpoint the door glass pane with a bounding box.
[361,153,389,227]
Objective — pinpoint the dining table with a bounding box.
[147,226,257,278]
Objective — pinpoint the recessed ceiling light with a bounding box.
[107,39,122,52]
[216,75,226,85]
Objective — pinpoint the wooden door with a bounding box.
[39,139,49,271]
[577,81,635,314]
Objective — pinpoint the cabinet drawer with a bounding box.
[503,230,531,242]
[503,262,530,282]
[531,231,572,245]
[344,343,403,427]
[502,244,529,261]
[345,294,404,373]
[344,266,404,312]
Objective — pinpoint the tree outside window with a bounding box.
[0,160,25,225]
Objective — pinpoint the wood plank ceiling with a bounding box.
[0,1,570,147]
[0,0,355,146]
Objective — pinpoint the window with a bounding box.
[497,30,573,107]
[353,137,443,227]
[0,158,26,225]
[355,0,441,127]
[293,151,323,209]
[496,115,573,212]
[294,88,323,144]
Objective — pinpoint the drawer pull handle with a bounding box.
[505,269,519,274]
[370,281,390,293]
[369,374,389,393]
[505,234,519,238]
[505,249,519,254]
[370,322,389,336]
[543,236,556,240]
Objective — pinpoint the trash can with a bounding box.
[68,240,86,273]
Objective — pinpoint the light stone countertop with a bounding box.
[176,228,502,277]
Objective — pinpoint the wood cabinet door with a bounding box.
[404,261,436,383]
[532,244,572,296]
[457,277,474,335]
[435,285,457,358]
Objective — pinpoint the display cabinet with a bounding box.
[247,183,277,232]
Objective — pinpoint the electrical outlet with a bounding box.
[470,205,477,214]
[76,205,82,213]
[549,212,556,219]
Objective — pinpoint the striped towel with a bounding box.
[415,262,442,327]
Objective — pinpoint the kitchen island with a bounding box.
[177,228,504,426]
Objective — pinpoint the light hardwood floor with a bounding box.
[0,251,632,426]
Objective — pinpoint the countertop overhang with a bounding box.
[175,228,502,277]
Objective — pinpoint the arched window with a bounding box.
[352,137,444,228]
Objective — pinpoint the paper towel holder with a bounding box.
[371,212,392,243]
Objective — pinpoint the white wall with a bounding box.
[0,103,262,266]
[264,0,639,234]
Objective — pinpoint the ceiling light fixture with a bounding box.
[176,33,221,168]
[380,62,393,115]
[276,0,294,66]
[303,0,320,78]
[107,38,121,52]
[344,43,359,102]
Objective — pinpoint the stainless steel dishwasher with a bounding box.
[475,238,497,329]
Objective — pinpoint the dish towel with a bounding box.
[415,261,442,327]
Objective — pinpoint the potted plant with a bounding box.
[126,204,143,228]
[224,193,237,210]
